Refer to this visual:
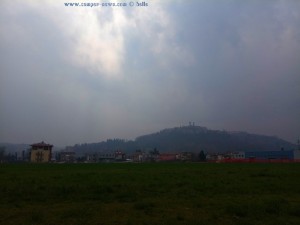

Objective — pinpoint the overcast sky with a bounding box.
[0,0,299,146]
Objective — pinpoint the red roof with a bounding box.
[30,141,53,147]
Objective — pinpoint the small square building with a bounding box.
[30,141,53,163]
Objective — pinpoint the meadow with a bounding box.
[0,163,300,225]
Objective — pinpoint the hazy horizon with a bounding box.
[0,123,296,148]
[1,0,300,146]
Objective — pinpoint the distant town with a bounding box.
[1,141,300,164]
[1,125,300,164]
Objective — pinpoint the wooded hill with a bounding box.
[71,126,295,155]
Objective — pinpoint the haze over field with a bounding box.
[1,0,300,146]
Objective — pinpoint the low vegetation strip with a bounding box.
[0,163,300,225]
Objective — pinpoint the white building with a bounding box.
[230,151,245,159]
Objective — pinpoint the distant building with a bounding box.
[85,153,100,162]
[206,153,219,162]
[97,152,115,162]
[178,152,195,161]
[58,151,76,163]
[159,153,178,162]
[245,150,294,161]
[84,151,126,163]
[230,151,245,159]
[207,150,299,163]
[29,141,53,163]
[132,150,147,162]
[115,150,126,161]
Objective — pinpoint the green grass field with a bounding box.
[0,163,300,225]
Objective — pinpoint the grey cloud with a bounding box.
[1,0,299,146]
